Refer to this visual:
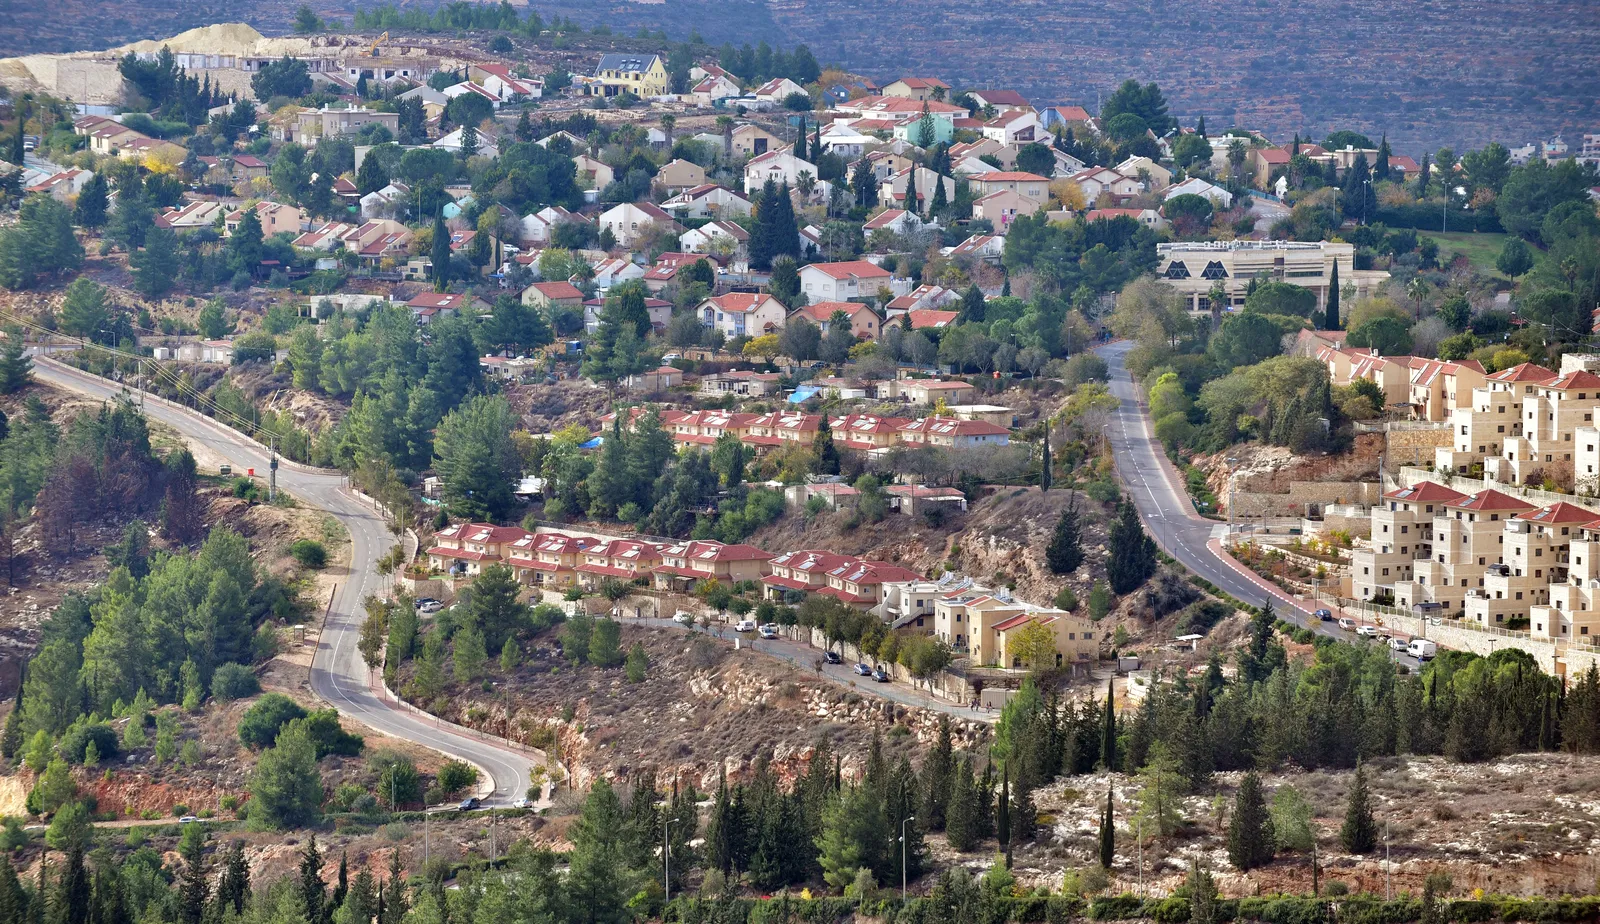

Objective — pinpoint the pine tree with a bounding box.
[1340,761,1377,854]
[1098,784,1115,868]
[516,110,533,143]
[218,840,251,916]
[1226,771,1275,870]
[0,338,32,395]
[379,851,407,924]
[0,857,23,924]
[1101,676,1117,771]
[958,283,985,324]
[945,756,978,851]
[1046,492,1083,574]
[1325,261,1341,330]
[1106,496,1157,594]
[1189,860,1219,924]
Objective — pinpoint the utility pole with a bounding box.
[1384,815,1391,900]
[662,809,671,904]
[268,436,278,504]
[900,814,916,900]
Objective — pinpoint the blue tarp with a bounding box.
[789,385,820,404]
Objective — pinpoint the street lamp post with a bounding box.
[900,815,917,900]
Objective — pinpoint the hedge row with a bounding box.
[1373,205,1504,234]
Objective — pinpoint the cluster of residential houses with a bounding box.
[597,405,1011,456]
[1328,343,1600,642]
[425,522,1098,669]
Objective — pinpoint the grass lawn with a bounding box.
[1431,231,1540,281]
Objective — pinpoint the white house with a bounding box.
[1115,155,1172,189]
[691,74,741,107]
[597,201,683,248]
[590,256,647,290]
[472,63,543,100]
[1164,177,1234,209]
[863,208,926,237]
[819,122,875,159]
[441,81,503,110]
[520,205,586,245]
[661,184,752,220]
[752,77,806,105]
[981,110,1043,145]
[968,171,1051,205]
[744,150,818,195]
[1071,167,1142,202]
[799,261,895,303]
[679,220,750,260]
[434,127,499,157]
[360,181,411,220]
[697,293,788,338]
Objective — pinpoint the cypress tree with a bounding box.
[1325,261,1341,330]
[1101,676,1117,771]
[921,715,954,830]
[903,167,918,216]
[74,174,109,229]
[330,852,348,923]
[178,831,207,924]
[1041,421,1053,492]
[1226,770,1276,870]
[1291,132,1300,157]
[1106,496,1157,594]
[218,840,250,916]
[958,283,985,323]
[1415,153,1431,199]
[1046,492,1083,574]
[813,415,841,475]
[928,177,948,219]
[1340,761,1377,853]
[976,761,996,838]
[1374,134,1391,183]
[0,859,23,924]
[298,836,324,924]
[429,212,450,288]
[945,756,978,851]
[1195,115,1206,137]
[1098,784,1115,868]
[997,766,1011,864]
[54,846,89,924]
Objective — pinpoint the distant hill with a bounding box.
[3,0,1596,153]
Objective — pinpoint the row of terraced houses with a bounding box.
[424,524,1098,669]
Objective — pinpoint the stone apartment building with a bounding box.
[652,540,775,591]
[1353,481,1467,602]
[1393,488,1537,618]
[1465,502,1590,628]
[1436,362,1555,475]
[1532,514,1600,642]
[1488,368,1600,490]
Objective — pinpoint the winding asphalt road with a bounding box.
[1094,341,1419,664]
[30,358,539,805]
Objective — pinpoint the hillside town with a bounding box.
[2,11,1600,924]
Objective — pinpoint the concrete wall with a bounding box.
[1234,481,1378,517]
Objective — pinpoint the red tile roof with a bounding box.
[1487,362,1556,384]
[1383,481,1468,503]
[804,260,892,280]
[1521,502,1600,525]
[529,281,584,300]
[1450,489,1538,513]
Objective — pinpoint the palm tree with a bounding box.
[1227,139,1248,181]
[1407,277,1429,321]
[717,115,734,163]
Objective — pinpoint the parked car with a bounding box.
[1407,639,1438,661]
[673,611,695,626]
[824,650,842,664]
[1387,637,1410,653]
[1313,609,1333,621]
[1336,617,1356,631]
[218,464,232,476]
[419,600,444,615]
[872,667,891,683]
[758,625,779,639]
[1355,625,1380,637]
[458,797,481,812]
[734,619,757,633]
[853,663,873,676]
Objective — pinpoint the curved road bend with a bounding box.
[31,358,537,805]
[1093,342,1418,664]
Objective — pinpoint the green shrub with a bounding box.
[58,721,119,765]
[237,693,308,749]
[300,709,364,758]
[210,662,261,701]
[290,539,328,569]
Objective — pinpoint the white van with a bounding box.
[1407,639,1437,661]
[734,619,757,633]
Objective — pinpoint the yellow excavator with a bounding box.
[367,32,388,57]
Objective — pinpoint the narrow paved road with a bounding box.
[1094,342,1418,665]
[32,358,540,805]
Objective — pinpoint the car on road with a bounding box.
[824,650,842,664]
[872,667,891,683]
[178,816,199,824]
[758,625,779,639]
[853,663,873,676]
[1336,617,1356,631]
[1388,637,1410,653]
[458,797,481,812]
[512,798,534,809]
[734,619,757,633]
[673,611,695,626]
[1355,625,1380,637]
[1313,609,1333,621]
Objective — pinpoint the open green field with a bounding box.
[1431,231,1540,281]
